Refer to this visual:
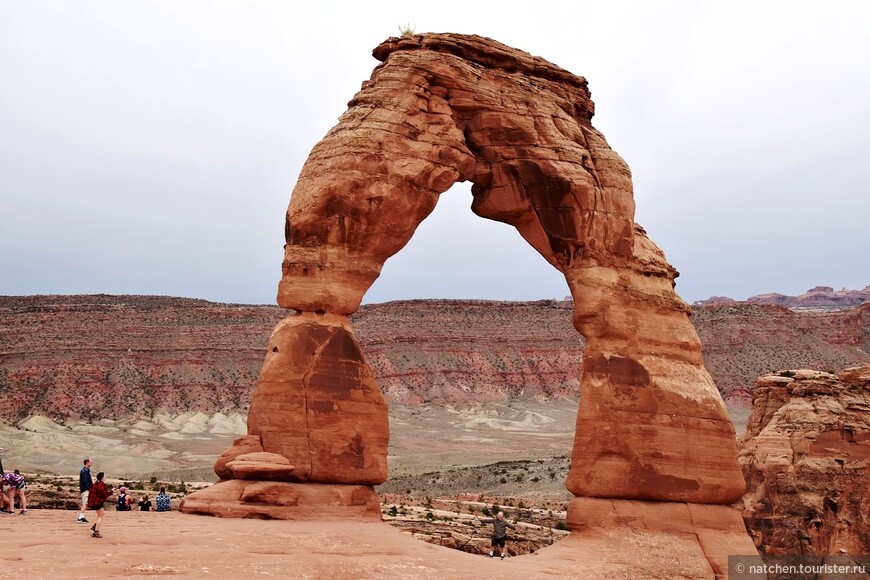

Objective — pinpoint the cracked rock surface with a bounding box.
[738,367,870,555]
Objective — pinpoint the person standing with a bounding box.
[482,511,516,559]
[78,458,93,523]
[0,447,8,513]
[86,471,111,538]
[0,446,7,513]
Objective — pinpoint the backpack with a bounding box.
[117,494,129,511]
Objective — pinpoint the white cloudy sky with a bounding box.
[2,1,868,305]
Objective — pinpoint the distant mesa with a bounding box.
[696,285,870,308]
[694,295,737,305]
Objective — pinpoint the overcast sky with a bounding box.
[2,1,868,306]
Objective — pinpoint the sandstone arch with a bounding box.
[181,33,755,570]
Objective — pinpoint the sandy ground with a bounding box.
[0,510,721,579]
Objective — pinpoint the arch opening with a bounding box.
[365,182,568,303]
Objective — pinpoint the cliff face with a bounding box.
[351,299,581,406]
[737,367,870,555]
[1,295,868,423]
[0,295,285,422]
[693,303,870,406]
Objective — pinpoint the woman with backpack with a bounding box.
[86,471,112,538]
[116,487,131,511]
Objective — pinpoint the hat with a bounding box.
[120,486,128,493]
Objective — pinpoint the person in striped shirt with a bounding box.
[2,470,27,514]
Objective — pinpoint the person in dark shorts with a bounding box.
[86,471,111,538]
[482,511,516,559]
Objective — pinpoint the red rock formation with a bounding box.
[179,479,382,521]
[567,497,758,577]
[184,33,752,567]
[738,367,870,555]
[270,32,745,504]
[246,313,388,485]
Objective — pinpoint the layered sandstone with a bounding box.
[738,367,870,555]
[2,296,867,423]
[0,294,284,422]
[695,303,870,407]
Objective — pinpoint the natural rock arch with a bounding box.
[182,35,754,569]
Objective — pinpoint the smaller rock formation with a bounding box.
[737,367,870,555]
[181,313,389,520]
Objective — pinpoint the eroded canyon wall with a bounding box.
[2,296,867,423]
[738,367,870,556]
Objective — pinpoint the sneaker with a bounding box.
[500,555,505,560]
[19,510,27,515]
[77,516,89,523]
[92,531,102,538]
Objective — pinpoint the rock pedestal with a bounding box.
[184,32,753,567]
[181,314,388,519]
[567,497,758,577]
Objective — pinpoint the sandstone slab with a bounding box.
[566,497,757,578]
[225,452,295,480]
[179,479,382,521]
